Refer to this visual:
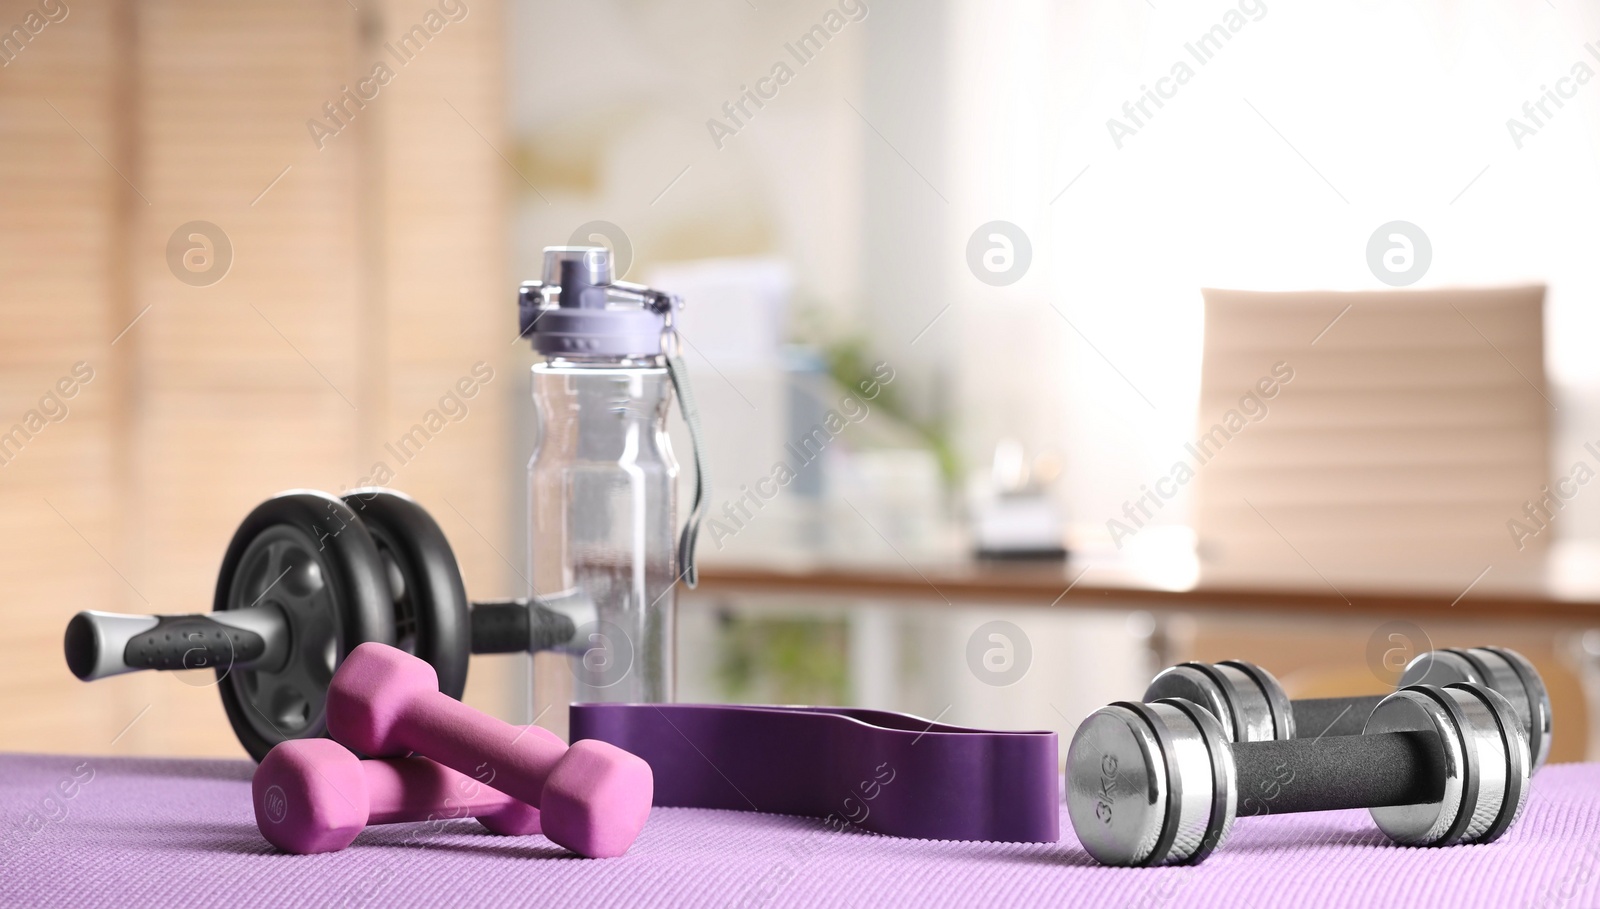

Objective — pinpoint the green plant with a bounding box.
[818,334,962,487]
[715,612,849,705]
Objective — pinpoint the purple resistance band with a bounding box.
[569,704,1059,843]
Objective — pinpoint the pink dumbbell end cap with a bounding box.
[326,641,440,757]
[539,739,654,858]
[253,739,368,854]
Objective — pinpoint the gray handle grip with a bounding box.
[64,608,287,681]
[468,590,595,655]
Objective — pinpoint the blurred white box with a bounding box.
[646,257,793,371]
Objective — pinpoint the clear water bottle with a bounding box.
[519,247,706,705]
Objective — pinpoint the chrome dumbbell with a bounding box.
[1143,646,1551,771]
[1066,683,1530,867]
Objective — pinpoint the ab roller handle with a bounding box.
[1144,646,1552,771]
[64,608,287,681]
[67,594,589,681]
[468,591,593,655]
[1067,683,1531,867]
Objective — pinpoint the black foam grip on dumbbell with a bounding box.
[469,599,577,654]
[1231,730,1445,815]
[1292,695,1384,740]
[121,615,266,673]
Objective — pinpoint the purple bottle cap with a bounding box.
[519,247,680,359]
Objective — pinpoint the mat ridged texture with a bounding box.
[2,753,1597,908]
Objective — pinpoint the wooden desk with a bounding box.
[690,536,1600,761]
[694,539,1600,624]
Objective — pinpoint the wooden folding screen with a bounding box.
[0,0,512,757]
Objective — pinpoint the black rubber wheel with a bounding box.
[214,491,394,762]
[341,488,471,701]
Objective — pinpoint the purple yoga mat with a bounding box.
[569,703,1059,843]
[3,752,1599,908]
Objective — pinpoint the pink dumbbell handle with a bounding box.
[395,689,565,808]
[364,756,527,825]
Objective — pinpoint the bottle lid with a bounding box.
[518,247,681,359]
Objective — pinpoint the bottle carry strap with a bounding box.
[666,347,708,588]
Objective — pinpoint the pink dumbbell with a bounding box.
[326,641,653,858]
[253,733,560,854]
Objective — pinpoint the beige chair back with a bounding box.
[1194,285,1549,572]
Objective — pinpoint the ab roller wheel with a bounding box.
[341,489,471,700]
[217,492,397,761]
[64,487,591,761]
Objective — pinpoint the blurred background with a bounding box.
[6,0,1600,761]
